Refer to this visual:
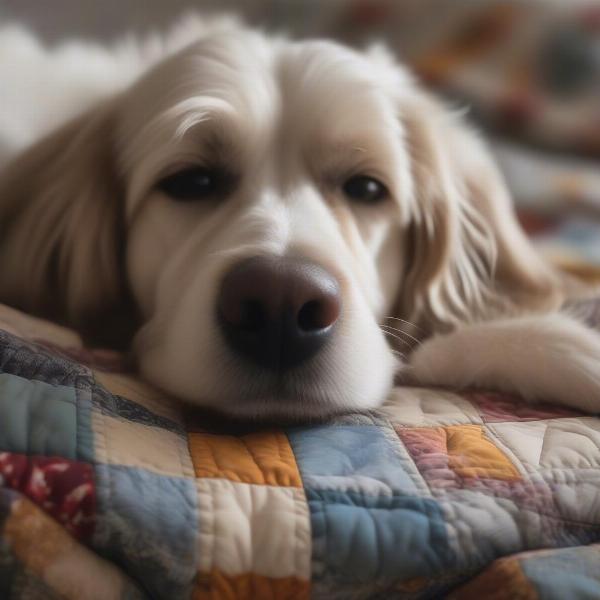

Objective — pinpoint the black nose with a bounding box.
[217,256,342,371]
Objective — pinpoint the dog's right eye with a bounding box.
[342,175,389,204]
[157,167,232,201]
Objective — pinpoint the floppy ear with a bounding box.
[0,101,135,345]
[396,91,563,332]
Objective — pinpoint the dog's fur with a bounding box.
[1,17,599,419]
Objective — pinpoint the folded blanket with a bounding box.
[0,302,599,599]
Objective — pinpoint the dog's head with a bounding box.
[0,24,561,419]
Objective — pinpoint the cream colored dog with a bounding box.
[0,18,599,419]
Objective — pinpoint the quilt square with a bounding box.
[519,545,600,599]
[0,373,92,461]
[0,453,95,539]
[381,388,483,427]
[95,414,192,478]
[93,465,198,600]
[4,496,144,599]
[188,431,302,487]
[287,424,425,496]
[194,572,310,600]
[489,418,600,470]
[397,425,520,489]
[534,418,600,470]
[449,553,536,600]
[470,392,583,423]
[195,478,311,580]
[552,478,600,525]
[306,489,451,585]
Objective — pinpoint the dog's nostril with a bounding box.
[297,300,322,332]
[297,299,338,332]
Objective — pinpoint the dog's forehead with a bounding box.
[122,31,275,122]
[118,30,408,190]
[125,32,399,129]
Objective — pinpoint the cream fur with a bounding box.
[0,18,598,419]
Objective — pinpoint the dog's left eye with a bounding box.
[157,167,232,201]
[342,175,389,204]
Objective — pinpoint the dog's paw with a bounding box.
[408,314,600,414]
[408,328,484,390]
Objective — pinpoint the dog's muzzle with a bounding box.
[217,256,341,371]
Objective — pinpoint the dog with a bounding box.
[0,17,599,420]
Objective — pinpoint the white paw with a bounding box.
[408,315,600,413]
[408,334,470,388]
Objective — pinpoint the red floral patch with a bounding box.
[0,453,96,539]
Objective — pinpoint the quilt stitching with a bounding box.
[1,301,600,598]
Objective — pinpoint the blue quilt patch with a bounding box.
[0,373,81,459]
[287,424,420,495]
[521,546,600,600]
[307,488,453,584]
[93,465,198,599]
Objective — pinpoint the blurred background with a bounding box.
[1,0,600,278]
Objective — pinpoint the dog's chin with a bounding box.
[137,330,399,423]
[184,382,361,423]
[174,368,388,423]
[213,393,353,423]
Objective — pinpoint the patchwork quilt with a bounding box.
[1,2,600,598]
[0,302,600,599]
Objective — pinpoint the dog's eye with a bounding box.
[157,167,232,201]
[342,175,388,204]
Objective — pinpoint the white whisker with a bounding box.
[380,327,413,349]
[383,316,424,334]
[380,324,421,347]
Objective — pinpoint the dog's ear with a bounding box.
[396,91,563,332]
[0,101,135,345]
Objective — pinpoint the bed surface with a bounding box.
[0,302,599,599]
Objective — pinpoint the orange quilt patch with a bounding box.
[188,431,303,487]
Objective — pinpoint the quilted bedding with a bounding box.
[0,301,599,600]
